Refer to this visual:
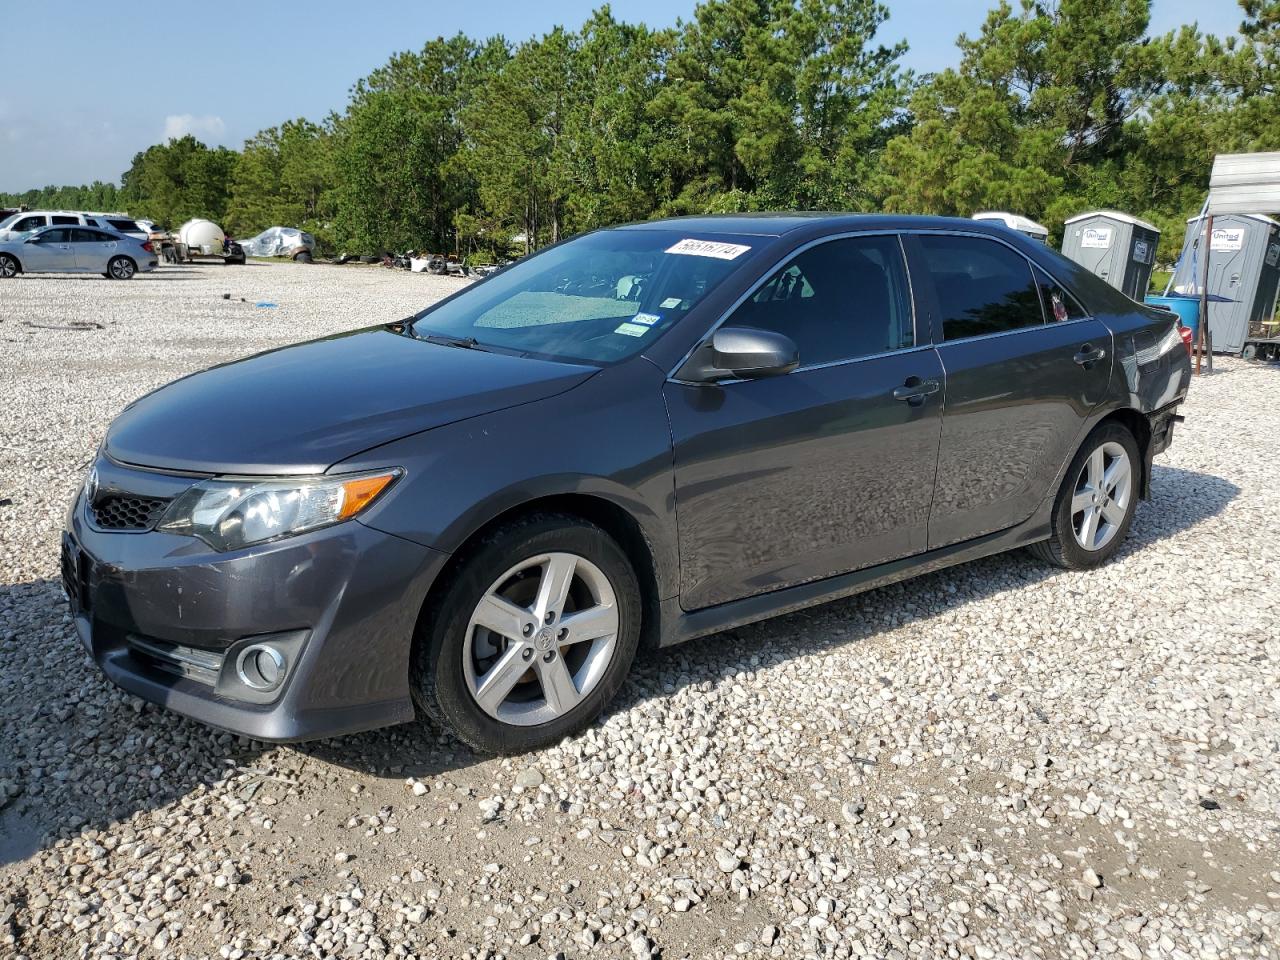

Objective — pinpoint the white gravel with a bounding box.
[1,261,1278,960]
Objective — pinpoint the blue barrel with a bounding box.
[1144,295,1199,340]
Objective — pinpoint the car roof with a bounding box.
[618,212,1016,238]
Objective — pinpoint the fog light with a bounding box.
[236,644,286,691]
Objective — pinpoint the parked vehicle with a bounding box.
[0,210,147,242]
[0,225,157,279]
[63,214,1190,753]
[238,226,316,262]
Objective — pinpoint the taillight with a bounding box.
[142,241,154,253]
[1179,325,1193,357]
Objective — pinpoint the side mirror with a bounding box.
[677,326,799,382]
[24,235,40,244]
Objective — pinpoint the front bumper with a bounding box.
[63,487,448,742]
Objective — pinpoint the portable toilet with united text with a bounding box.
[1061,211,1161,300]
[1170,214,1280,354]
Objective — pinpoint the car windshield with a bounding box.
[409,229,756,363]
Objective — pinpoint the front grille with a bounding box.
[91,494,170,531]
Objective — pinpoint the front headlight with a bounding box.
[158,468,401,551]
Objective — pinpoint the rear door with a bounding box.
[70,228,117,271]
[910,232,1113,549]
[664,233,944,610]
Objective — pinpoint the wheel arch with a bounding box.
[1093,407,1153,498]
[415,492,664,654]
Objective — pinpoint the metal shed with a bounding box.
[1171,213,1280,353]
[1061,211,1161,300]
[971,211,1049,243]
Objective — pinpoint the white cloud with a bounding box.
[163,113,226,142]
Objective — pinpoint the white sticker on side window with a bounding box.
[614,322,649,337]
[665,238,752,260]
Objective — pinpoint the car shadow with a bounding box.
[0,464,1239,866]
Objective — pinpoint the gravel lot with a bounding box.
[1,261,1278,960]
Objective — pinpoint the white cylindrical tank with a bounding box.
[178,219,224,255]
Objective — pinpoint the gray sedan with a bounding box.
[0,225,158,279]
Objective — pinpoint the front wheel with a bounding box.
[0,254,19,278]
[412,514,641,754]
[106,256,136,280]
[1031,422,1140,570]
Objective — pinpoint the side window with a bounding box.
[918,235,1044,341]
[1032,265,1088,322]
[71,228,102,243]
[85,219,99,227]
[40,228,70,243]
[51,215,79,225]
[729,235,914,366]
[107,219,139,232]
[14,216,46,232]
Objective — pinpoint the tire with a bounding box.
[411,514,641,754]
[1031,422,1141,570]
[0,254,18,278]
[1242,344,1258,361]
[294,250,313,264]
[106,256,136,280]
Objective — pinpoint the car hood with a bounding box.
[106,327,597,474]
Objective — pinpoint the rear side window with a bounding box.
[1032,265,1088,322]
[71,228,108,242]
[107,219,139,232]
[918,235,1044,341]
[51,215,79,225]
[730,235,915,365]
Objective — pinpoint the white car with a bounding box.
[0,225,159,279]
[0,210,149,242]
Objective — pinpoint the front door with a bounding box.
[664,234,944,611]
[22,228,75,271]
[909,233,1114,549]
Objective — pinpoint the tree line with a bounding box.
[3,0,1277,263]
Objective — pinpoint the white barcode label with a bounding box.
[664,238,752,260]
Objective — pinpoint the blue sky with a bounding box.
[0,0,1245,192]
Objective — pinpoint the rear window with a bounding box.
[917,234,1044,341]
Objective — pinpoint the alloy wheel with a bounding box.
[109,258,134,280]
[0,257,16,278]
[462,552,620,726]
[1070,440,1132,552]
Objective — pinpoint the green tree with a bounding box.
[119,135,239,227]
[226,118,335,241]
[332,34,495,253]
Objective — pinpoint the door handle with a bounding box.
[892,377,940,405]
[1073,344,1106,367]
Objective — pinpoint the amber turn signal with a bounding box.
[338,473,398,520]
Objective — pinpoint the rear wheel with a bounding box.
[412,514,640,754]
[1242,344,1259,361]
[294,250,313,264]
[1031,422,1140,570]
[106,256,135,280]
[0,254,18,278]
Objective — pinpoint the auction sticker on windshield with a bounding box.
[665,238,752,260]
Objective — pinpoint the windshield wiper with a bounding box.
[419,331,485,350]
